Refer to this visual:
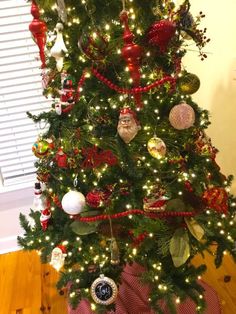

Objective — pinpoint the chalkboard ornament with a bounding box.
[90,274,118,305]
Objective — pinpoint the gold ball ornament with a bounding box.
[90,274,118,305]
[178,73,200,95]
[32,140,50,158]
[169,102,195,130]
[147,137,166,159]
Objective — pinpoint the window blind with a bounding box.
[0,0,51,188]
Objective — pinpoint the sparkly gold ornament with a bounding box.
[90,274,118,305]
[178,73,200,95]
[147,137,166,159]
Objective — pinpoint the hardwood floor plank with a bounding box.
[192,251,236,314]
[0,250,235,313]
[0,251,41,314]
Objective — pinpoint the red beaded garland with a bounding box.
[74,208,195,222]
[91,67,175,96]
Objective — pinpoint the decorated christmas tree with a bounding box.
[18,0,236,313]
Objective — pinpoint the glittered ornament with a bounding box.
[90,274,118,305]
[202,187,228,214]
[29,0,47,68]
[147,20,176,52]
[178,73,200,95]
[147,137,166,159]
[78,30,108,61]
[61,190,86,215]
[169,102,195,130]
[32,140,50,158]
[86,190,104,208]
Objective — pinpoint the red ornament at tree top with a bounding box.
[29,0,47,68]
[120,11,143,108]
[147,20,176,53]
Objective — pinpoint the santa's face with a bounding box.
[117,113,140,143]
[50,247,65,271]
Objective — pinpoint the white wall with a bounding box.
[0,186,32,253]
[183,0,236,193]
[1,0,236,253]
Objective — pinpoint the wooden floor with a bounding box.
[0,250,235,314]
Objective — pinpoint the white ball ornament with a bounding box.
[169,102,195,130]
[61,190,85,215]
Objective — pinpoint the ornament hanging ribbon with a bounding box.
[57,0,67,23]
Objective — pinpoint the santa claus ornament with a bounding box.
[60,77,75,105]
[117,107,141,143]
[40,207,51,231]
[55,148,68,168]
[50,245,67,271]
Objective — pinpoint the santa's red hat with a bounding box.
[119,107,140,125]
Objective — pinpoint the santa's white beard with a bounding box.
[117,124,139,143]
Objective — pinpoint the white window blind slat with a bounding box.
[0,98,49,111]
[0,45,38,58]
[0,61,40,73]
[0,68,40,81]
[0,30,32,42]
[0,0,51,188]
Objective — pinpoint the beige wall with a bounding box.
[182,0,236,193]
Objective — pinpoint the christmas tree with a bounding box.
[18,0,236,313]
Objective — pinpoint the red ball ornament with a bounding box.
[147,20,176,53]
[29,0,47,68]
[169,102,195,130]
[86,190,104,208]
[202,187,228,214]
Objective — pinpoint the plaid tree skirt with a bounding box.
[68,263,221,314]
